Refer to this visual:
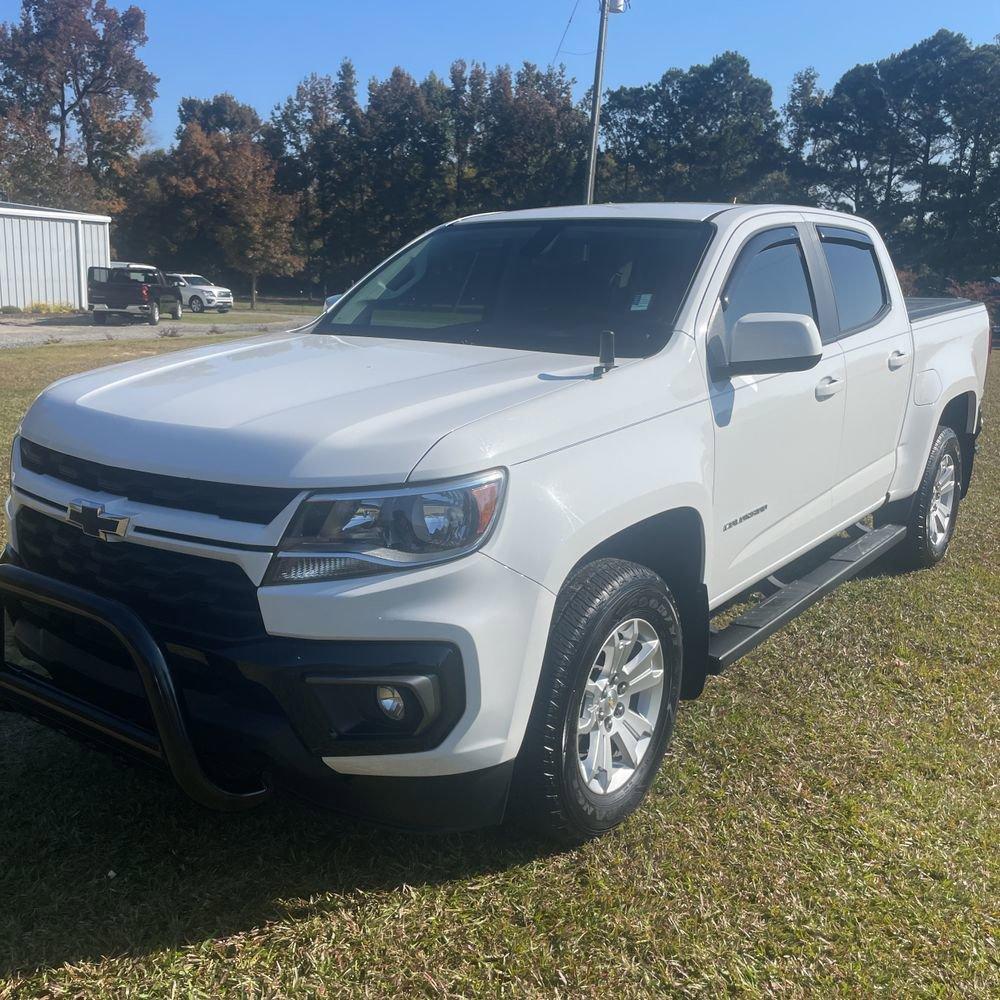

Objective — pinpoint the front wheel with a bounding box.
[189,296,204,313]
[510,558,682,843]
[171,299,183,320]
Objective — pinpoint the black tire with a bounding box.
[147,300,160,326]
[891,425,963,570]
[509,558,683,843]
[171,299,183,320]
[93,311,106,326]
[189,296,204,313]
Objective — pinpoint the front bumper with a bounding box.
[0,559,269,811]
[0,550,524,829]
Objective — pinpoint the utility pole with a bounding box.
[584,0,626,204]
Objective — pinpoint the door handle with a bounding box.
[888,350,910,370]
[815,376,844,400]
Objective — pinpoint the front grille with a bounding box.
[19,438,298,525]
[14,506,265,641]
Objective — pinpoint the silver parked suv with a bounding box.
[165,273,234,313]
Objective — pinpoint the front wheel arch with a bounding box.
[560,507,709,700]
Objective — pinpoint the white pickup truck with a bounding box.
[2,203,989,840]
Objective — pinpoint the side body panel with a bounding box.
[815,219,915,523]
[888,303,990,501]
[693,213,849,603]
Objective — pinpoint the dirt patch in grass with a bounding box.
[0,340,997,997]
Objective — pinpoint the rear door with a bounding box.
[705,219,846,603]
[87,266,111,305]
[107,267,143,307]
[811,223,913,522]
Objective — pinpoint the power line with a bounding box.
[552,0,583,66]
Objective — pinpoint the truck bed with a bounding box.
[905,296,977,324]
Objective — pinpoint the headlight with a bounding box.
[8,434,18,484]
[264,469,506,584]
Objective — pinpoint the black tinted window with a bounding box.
[719,227,816,338]
[819,226,887,333]
[314,220,714,357]
[111,269,158,284]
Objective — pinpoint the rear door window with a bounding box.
[818,226,888,335]
[112,269,158,284]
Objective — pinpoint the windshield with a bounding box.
[313,219,714,357]
[186,275,212,286]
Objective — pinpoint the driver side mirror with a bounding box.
[711,312,823,377]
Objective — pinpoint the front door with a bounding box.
[706,223,846,604]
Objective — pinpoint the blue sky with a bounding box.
[2,0,997,146]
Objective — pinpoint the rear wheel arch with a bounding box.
[937,390,978,494]
[878,387,979,528]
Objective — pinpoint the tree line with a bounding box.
[1,1,998,307]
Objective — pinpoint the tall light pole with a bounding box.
[584,0,626,204]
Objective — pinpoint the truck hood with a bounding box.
[20,332,593,488]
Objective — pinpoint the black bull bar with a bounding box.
[0,559,270,811]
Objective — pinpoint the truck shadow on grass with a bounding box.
[0,716,552,978]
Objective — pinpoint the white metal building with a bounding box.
[0,201,111,311]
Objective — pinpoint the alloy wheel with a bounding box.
[928,452,957,549]
[575,617,665,795]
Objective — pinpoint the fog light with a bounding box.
[376,685,405,721]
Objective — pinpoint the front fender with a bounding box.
[484,399,714,596]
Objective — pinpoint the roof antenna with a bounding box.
[593,330,616,377]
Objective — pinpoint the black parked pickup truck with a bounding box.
[87,263,183,326]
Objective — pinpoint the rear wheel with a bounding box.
[891,425,962,569]
[510,558,682,843]
[148,300,160,326]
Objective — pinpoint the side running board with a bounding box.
[707,523,907,673]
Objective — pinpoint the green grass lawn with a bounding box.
[179,298,323,326]
[242,296,331,314]
[233,297,327,317]
[0,340,997,998]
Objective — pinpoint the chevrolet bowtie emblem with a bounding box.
[67,500,130,541]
